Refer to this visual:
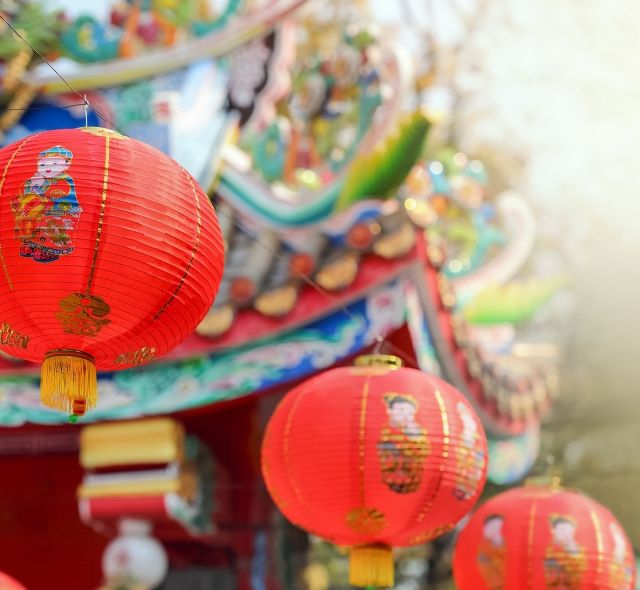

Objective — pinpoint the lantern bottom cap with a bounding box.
[40,350,97,417]
[354,355,403,369]
[349,544,394,588]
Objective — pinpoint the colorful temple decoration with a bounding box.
[0,1,576,587]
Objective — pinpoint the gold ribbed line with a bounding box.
[0,135,33,290]
[153,167,202,320]
[417,389,448,523]
[86,133,110,293]
[590,509,604,578]
[527,500,538,590]
[282,390,314,522]
[358,378,371,506]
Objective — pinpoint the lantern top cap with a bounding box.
[354,354,403,369]
[80,126,129,140]
[524,475,563,489]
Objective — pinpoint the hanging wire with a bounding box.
[0,14,81,98]
[83,94,89,127]
[213,206,419,369]
[0,13,117,129]
[0,10,420,369]
[2,102,87,111]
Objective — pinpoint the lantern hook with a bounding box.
[83,95,89,127]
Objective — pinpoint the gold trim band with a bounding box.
[45,349,95,362]
[354,354,403,369]
[153,166,202,320]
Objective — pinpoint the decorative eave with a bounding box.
[0,218,557,434]
[21,0,311,93]
[419,235,558,436]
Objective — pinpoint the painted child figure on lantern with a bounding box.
[377,392,430,494]
[543,515,587,589]
[11,145,81,263]
[453,401,486,500]
[608,521,634,589]
[476,514,506,590]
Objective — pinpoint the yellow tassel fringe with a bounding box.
[40,350,97,415]
[349,544,394,588]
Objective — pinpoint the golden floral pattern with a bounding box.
[0,322,29,349]
[56,293,111,336]
[114,346,157,367]
[346,507,386,535]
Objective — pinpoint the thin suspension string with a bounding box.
[0,14,81,98]
[0,11,420,369]
[2,103,86,111]
[0,13,118,129]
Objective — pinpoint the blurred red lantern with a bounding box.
[453,481,636,590]
[261,355,488,588]
[0,571,27,590]
[0,128,224,418]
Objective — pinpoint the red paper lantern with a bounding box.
[0,128,224,417]
[261,355,488,588]
[0,571,27,590]
[453,481,636,590]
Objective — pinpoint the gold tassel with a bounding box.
[349,544,394,588]
[40,350,97,419]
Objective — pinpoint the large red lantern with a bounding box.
[261,355,488,588]
[0,571,26,590]
[0,128,224,418]
[453,481,636,590]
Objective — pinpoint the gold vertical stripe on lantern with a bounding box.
[526,500,537,590]
[590,509,604,578]
[0,135,32,290]
[153,167,202,320]
[85,132,110,293]
[357,377,371,506]
[351,376,395,588]
[416,388,450,525]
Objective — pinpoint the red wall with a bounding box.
[0,396,272,590]
[0,452,106,590]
